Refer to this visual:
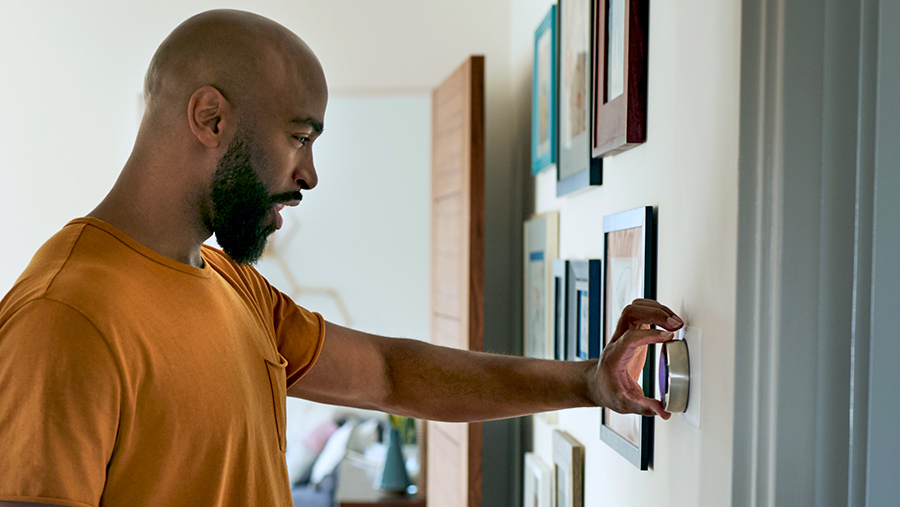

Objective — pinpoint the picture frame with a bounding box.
[552,259,569,361]
[532,5,558,174]
[552,430,584,507]
[524,452,554,507]
[599,206,656,470]
[591,0,649,157]
[524,212,559,360]
[566,260,602,360]
[557,0,603,196]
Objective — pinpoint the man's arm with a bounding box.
[287,299,682,421]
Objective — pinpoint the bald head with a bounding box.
[143,9,325,124]
[91,10,327,267]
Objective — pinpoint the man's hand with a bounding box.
[592,299,684,420]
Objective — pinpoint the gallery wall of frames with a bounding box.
[517,0,741,505]
[526,1,653,500]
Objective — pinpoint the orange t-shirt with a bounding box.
[0,218,326,507]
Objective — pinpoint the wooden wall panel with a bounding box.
[433,195,463,318]
[432,70,465,200]
[432,315,462,350]
[427,424,463,507]
[426,55,484,507]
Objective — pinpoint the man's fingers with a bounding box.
[613,300,684,339]
[630,299,679,317]
[623,329,675,349]
[627,304,683,331]
[609,391,671,419]
[637,396,671,419]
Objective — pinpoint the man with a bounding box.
[0,9,682,507]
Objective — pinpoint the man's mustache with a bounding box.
[270,191,303,204]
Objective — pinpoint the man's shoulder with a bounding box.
[1,218,152,325]
[0,220,91,316]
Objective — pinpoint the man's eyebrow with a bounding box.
[290,117,324,134]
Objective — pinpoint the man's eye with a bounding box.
[294,135,310,146]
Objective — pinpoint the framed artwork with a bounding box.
[552,259,569,361]
[591,0,649,157]
[532,5,558,174]
[524,212,559,360]
[524,452,553,507]
[552,430,584,507]
[557,0,603,196]
[566,260,602,360]
[599,206,656,470]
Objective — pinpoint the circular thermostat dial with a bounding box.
[658,339,690,413]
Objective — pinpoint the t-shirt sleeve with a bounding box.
[267,286,326,388]
[0,298,121,507]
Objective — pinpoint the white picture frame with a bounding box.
[552,430,584,507]
[524,452,554,507]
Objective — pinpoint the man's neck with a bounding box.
[89,167,210,269]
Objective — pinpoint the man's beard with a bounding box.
[209,127,275,265]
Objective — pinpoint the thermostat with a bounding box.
[658,338,690,413]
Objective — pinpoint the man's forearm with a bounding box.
[379,338,598,422]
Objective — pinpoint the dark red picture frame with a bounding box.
[591,0,649,158]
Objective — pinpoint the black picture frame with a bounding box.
[552,259,570,361]
[566,260,602,360]
[599,205,656,470]
[557,0,603,196]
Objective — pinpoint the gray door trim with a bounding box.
[865,1,900,504]
[733,0,881,505]
[848,0,878,504]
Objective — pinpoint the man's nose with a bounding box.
[294,159,317,190]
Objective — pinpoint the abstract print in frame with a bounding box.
[600,205,656,470]
[557,0,602,196]
[524,211,559,360]
[523,452,553,507]
[532,5,558,174]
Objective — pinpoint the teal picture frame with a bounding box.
[533,5,558,174]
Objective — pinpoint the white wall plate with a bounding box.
[677,326,702,428]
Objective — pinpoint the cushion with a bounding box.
[309,419,357,486]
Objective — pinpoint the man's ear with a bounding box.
[187,86,231,148]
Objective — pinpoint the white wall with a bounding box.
[510,1,741,506]
[0,0,510,336]
[253,94,431,338]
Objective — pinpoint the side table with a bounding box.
[335,457,424,507]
